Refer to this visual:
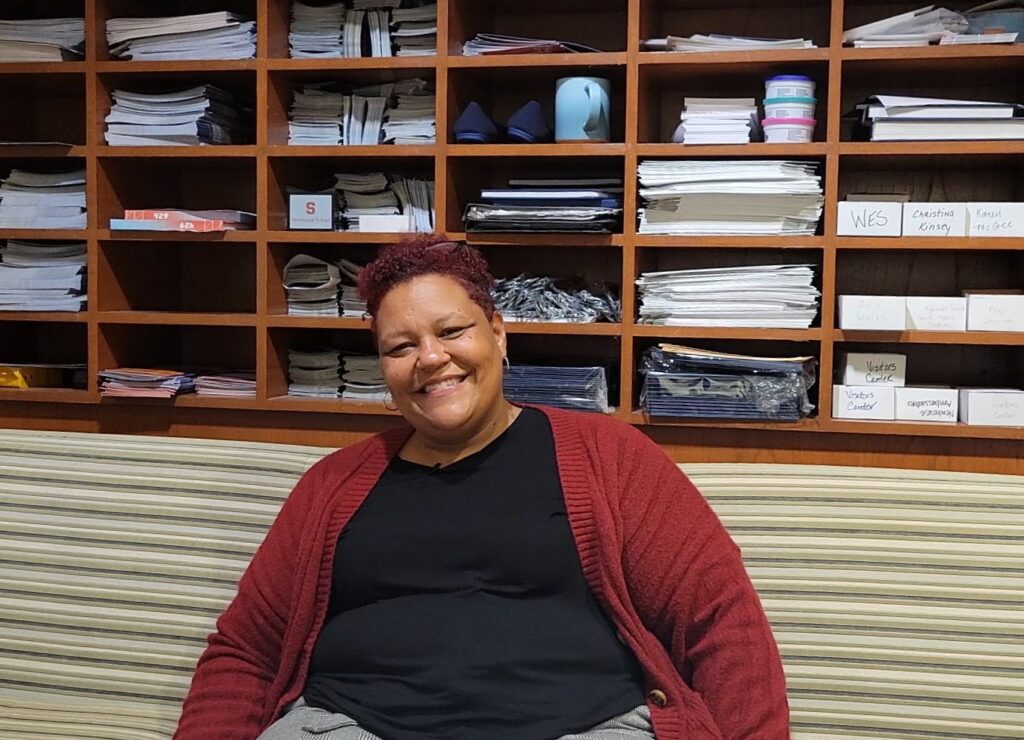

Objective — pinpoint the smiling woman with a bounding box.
[174,236,790,740]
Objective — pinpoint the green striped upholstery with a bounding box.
[0,430,1021,739]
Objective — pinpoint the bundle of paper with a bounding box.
[107,11,256,60]
[110,209,256,233]
[502,365,610,413]
[334,172,434,232]
[99,369,195,398]
[0,259,85,312]
[341,353,387,403]
[854,94,1024,141]
[656,34,816,51]
[289,1,346,57]
[637,264,820,328]
[843,5,968,47]
[288,349,341,398]
[0,18,84,61]
[466,177,623,233]
[392,3,437,57]
[105,85,250,146]
[283,254,341,316]
[0,169,86,230]
[671,98,758,145]
[462,33,601,56]
[289,79,434,145]
[195,372,257,398]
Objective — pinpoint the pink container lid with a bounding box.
[762,117,816,126]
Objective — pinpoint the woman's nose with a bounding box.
[416,336,449,368]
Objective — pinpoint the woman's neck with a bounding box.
[400,401,521,468]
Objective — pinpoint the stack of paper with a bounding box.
[288,349,341,398]
[466,177,623,233]
[105,85,250,146]
[289,1,346,57]
[334,172,434,232]
[195,372,256,398]
[283,254,341,316]
[107,11,256,60]
[637,264,820,328]
[110,209,255,232]
[462,32,599,56]
[502,365,610,413]
[640,344,816,421]
[341,353,387,403]
[493,275,620,323]
[637,160,823,235]
[0,18,84,61]
[939,32,1017,45]
[393,3,438,57]
[0,242,86,312]
[288,79,434,145]
[338,258,368,317]
[0,169,87,230]
[843,5,967,47]
[648,34,816,51]
[855,95,1024,141]
[383,80,436,144]
[99,368,195,398]
[671,98,758,145]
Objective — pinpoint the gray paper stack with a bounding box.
[341,353,388,403]
[289,1,346,57]
[283,255,341,316]
[0,17,84,61]
[105,85,249,146]
[288,349,341,398]
[107,11,256,61]
[392,3,437,56]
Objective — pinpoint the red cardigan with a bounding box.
[174,406,789,739]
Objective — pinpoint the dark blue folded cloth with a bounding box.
[453,101,498,143]
[506,100,551,143]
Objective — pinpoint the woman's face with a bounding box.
[374,274,507,441]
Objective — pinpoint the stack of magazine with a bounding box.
[99,368,195,398]
[341,353,388,403]
[288,349,341,398]
[334,172,434,232]
[853,95,1024,142]
[464,177,623,233]
[640,344,816,421]
[0,169,87,230]
[288,79,434,145]
[288,1,437,58]
[503,365,610,413]
[105,85,250,146]
[107,11,256,60]
[0,17,84,61]
[283,254,342,316]
[195,372,256,398]
[0,240,86,312]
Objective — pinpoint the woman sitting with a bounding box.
[174,235,789,740]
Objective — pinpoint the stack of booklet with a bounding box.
[283,254,342,316]
[110,209,256,233]
[288,349,342,398]
[0,17,84,61]
[637,160,823,235]
[341,353,388,403]
[288,1,436,58]
[636,264,820,328]
[843,5,967,47]
[502,365,610,413]
[0,169,87,230]
[671,98,759,145]
[99,368,195,398]
[640,344,816,421]
[464,177,623,233]
[338,259,367,316]
[392,3,437,57]
[288,79,434,145]
[334,172,434,232]
[195,372,257,398]
[854,95,1024,141]
[493,275,620,323]
[0,240,86,312]
[643,34,816,51]
[289,1,347,57]
[107,11,256,60]
[462,33,600,55]
[105,85,250,146]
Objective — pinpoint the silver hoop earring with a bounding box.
[502,356,510,370]
[383,391,398,412]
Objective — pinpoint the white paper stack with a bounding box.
[341,353,388,403]
[107,11,256,60]
[843,5,967,47]
[660,34,816,51]
[637,264,820,328]
[288,349,342,398]
[289,1,346,57]
[392,3,437,57]
[856,95,1024,142]
[0,240,86,312]
[671,98,758,145]
[0,169,87,230]
[105,86,248,146]
[283,254,341,316]
[0,18,84,61]
[195,372,256,398]
[637,160,823,235]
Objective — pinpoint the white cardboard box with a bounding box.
[905,296,967,331]
[966,294,1024,332]
[967,202,1024,238]
[832,385,896,420]
[837,201,903,237]
[841,352,906,386]
[895,386,958,423]
[288,193,333,230]
[958,389,1024,427]
[901,202,968,237]
[838,295,906,330]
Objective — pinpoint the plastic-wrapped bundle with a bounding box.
[492,275,620,323]
[502,365,610,413]
[640,343,815,421]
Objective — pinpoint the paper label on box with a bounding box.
[359,214,411,233]
[967,203,1024,238]
[905,297,967,331]
[832,385,896,420]
[838,295,906,330]
[966,295,1024,332]
[289,194,333,230]
[837,201,903,236]
[842,352,906,386]
[895,387,957,422]
[902,203,967,237]
[959,389,1024,427]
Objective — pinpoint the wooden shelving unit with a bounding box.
[1,0,1022,470]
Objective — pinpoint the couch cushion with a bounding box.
[0,430,1020,739]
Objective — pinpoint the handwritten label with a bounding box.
[960,390,1024,427]
[906,297,967,331]
[896,387,958,422]
[837,202,903,237]
[966,295,1024,332]
[902,202,967,238]
[842,353,906,387]
[968,203,1024,238]
[838,296,905,330]
[833,385,895,420]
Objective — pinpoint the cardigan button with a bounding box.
[648,689,668,707]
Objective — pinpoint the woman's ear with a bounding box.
[490,310,507,356]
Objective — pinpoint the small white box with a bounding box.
[901,202,968,237]
[288,193,333,230]
[358,214,411,233]
[837,201,903,237]
[838,295,906,330]
[895,386,958,423]
[958,388,1024,427]
[967,202,1024,238]
[842,352,906,387]
[905,296,967,331]
[966,294,1024,332]
[832,385,896,420]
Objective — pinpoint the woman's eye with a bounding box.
[386,343,413,355]
[440,325,470,338]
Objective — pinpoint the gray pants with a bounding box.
[257,699,654,740]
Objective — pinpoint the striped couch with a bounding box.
[1,430,1021,739]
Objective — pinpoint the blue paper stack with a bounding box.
[503,365,610,413]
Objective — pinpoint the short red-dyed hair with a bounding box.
[358,234,496,319]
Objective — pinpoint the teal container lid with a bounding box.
[764,96,817,104]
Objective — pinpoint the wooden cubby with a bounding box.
[1,0,1022,472]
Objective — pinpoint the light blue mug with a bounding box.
[555,76,611,142]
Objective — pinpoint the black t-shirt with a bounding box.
[303,408,645,740]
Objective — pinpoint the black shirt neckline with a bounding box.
[392,407,530,475]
